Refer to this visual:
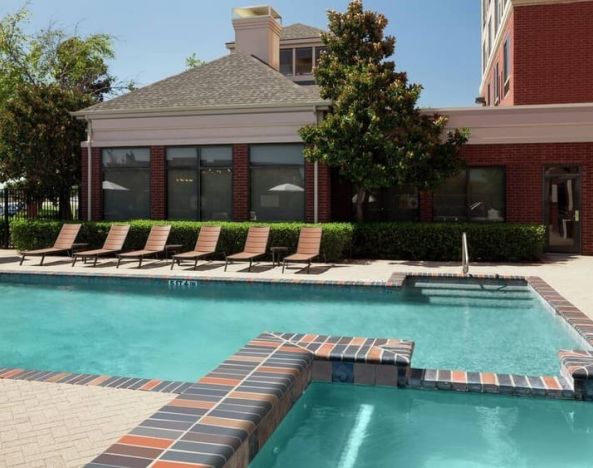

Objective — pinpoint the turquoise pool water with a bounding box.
[251,383,593,468]
[0,275,584,380]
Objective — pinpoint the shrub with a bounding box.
[9,220,545,262]
[9,220,353,262]
[352,222,546,262]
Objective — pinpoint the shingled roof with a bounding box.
[281,23,324,40]
[76,53,325,114]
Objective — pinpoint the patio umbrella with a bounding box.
[269,183,304,192]
[102,180,130,191]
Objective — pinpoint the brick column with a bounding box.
[232,144,250,221]
[150,146,166,220]
[80,147,103,221]
[419,191,433,222]
[305,161,332,223]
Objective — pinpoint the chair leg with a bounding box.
[116,257,122,269]
[307,260,311,274]
[171,258,175,270]
[194,258,199,270]
[282,260,286,274]
[19,255,25,266]
[224,257,229,272]
[40,255,45,266]
[249,259,252,272]
[93,256,98,267]
[138,257,143,269]
[72,256,77,267]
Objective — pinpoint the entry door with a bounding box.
[544,166,581,253]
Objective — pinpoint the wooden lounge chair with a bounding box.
[19,224,82,266]
[282,227,323,274]
[116,225,171,268]
[171,226,221,270]
[224,226,270,272]
[71,224,130,267]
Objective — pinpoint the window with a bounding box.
[363,186,419,221]
[167,147,232,220]
[503,37,511,95]
[250,144,305,221]
[487,83,491,106]
[315,46,327,66]
[433,167,505,222]
[280,48,293,76]
[494,63,500,103]
[102,148,150,220]
[295,47,313,75]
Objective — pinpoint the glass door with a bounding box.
[544,166,581,253]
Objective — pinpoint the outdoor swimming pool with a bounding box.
[251,383,593,468]
[0,274,585,380]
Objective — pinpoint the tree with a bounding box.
[299,0,468,222]
[185,52,205,69]
[0,85,90,217]
[0,7,131,217]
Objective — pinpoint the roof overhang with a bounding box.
[72,101,330,120]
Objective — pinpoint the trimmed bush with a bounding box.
[9,219,545,262]
[352,222,546,262]
[9,220,353,263]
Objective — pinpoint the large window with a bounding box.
[295,47,313,75]
[363,186,419,222]
[250,144,305,221]
[280,48,293,75]
[167,147,232,220]
[433,167,505,222]
[102,148,150,220]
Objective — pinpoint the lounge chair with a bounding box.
[224,226,270,272]
[116,225,171,268]
[171,226,221,270]
[282,227,323,274]
[71,224,130,267]
[19,224,82,266]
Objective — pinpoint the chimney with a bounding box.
[231,5,282,70]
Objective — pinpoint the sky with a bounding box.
[0,0,481,108]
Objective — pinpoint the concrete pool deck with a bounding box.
[1,249,592,319]
[0,379,175,468]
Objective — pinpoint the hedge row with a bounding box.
[9,220,546,262]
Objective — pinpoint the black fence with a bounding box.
[1,187,80,248]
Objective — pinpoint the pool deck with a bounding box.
[0,379,175,468]
[1,249,592,319]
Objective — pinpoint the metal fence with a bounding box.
[1,187,80,248]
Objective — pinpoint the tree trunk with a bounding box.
[355,187,366,223]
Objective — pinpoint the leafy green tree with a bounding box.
[0,7,131,217]
[185,52,205,69]
[299,0,468,222]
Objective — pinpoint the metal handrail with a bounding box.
[462,232,470,275]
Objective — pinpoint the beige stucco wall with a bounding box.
[84,109,319,147]
[433,103,593,145]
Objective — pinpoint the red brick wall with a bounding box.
[513,1,593,105]
[150,146,166,220]
[232,144,250,221]
[80,147,102,221]
[481,11,514,106]
[305,161,332,223]
[461,143,593,254]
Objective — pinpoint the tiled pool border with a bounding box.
[2,269,593,467]
[0,367,192,394]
